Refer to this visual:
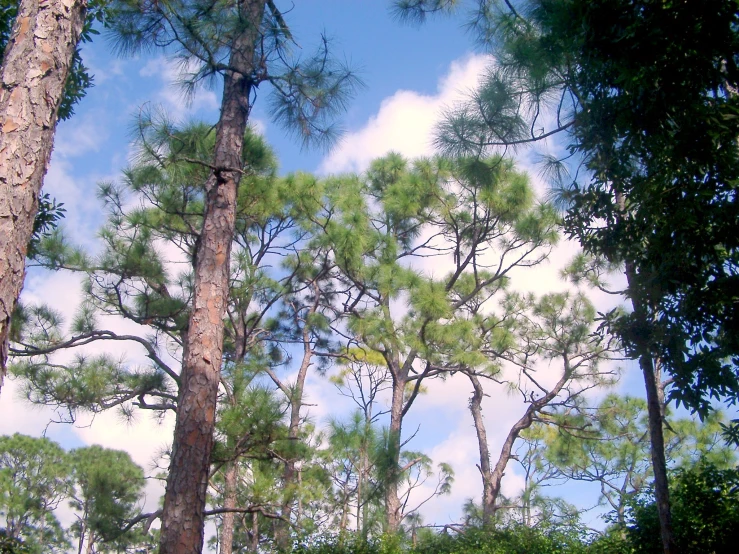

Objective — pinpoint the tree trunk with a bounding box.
[616,184,674,554]
[384,372,405,533]
[219,462,238,554]
[274,324,313,550]
[250,511,259,552]
[468,375,495,527]
[0,0,87,393]
[158,2,266,553]
[471,367,570,525]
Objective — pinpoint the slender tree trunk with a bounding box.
[385,372,405,533]
[274,323,313,550]
[0,0,87,393]
[158,2,266,552]
[339,478,350,538]
[219,462,238,554]
[470,368,569,524]
[624,262,675,554]
[616,185,674,554]
[77,520,86,554]
[356,444,364,536]
[250,511,259,552]
[468,375,495,527]
[84,531,94,554]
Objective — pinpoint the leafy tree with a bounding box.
[0,434,70,553]
[67,445,146,554]
[626,461,739,554]
[328,349,393,540]
[542,395,736,526]
[105,1,360,549]
[0,529,31,554]
[392,1,739,550]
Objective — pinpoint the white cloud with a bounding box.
[140,57,220,121]
[319,54,491,175]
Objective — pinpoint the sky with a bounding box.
[0,0,684,546]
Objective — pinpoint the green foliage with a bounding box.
[293,525,591,554]
[398,0,739,431]
[13,353,172,420]
[556,0,739,419]
[0,434,70,553]
[0,530,31,554]
[541,394,735,524]
[109,0,361,148]
[26,194,66,260]
[68,446,145,547]
[625,461,739,554]
[0,435,149,553]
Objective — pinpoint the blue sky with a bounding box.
[1,1,719,545]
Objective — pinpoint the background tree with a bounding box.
[625,461,739,554]
[542,395,736,526]
[67,445,146,554]
[318,153,557,532]
[466,291,612,527]
[0,434,69,553]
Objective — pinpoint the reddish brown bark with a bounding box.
[158,2,267,553]
[0,0,87,394]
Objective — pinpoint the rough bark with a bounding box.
[0,0,87,394]
[219,462,238,554]
[158,2,267,553]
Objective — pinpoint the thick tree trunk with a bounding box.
[468,375,495,527]
[0,0,87,394]
[158,2,266,553]
[219,462,238,554]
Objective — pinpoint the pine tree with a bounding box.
[466,291,612,526]
[317,153,558,532]
[10,122,328,549]
[106,2,359,549]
